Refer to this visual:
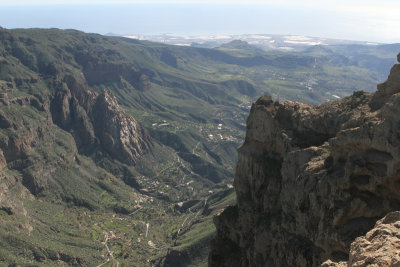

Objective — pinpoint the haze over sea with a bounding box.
[0,1,399,43]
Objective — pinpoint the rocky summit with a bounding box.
[209,54,400,266]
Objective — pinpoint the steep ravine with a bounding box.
[209,55,400,266]
[0,27,241,265]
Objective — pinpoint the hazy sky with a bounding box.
[0,0,399,43]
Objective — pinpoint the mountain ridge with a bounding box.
[0,27,399,266]
[0,27,242,266]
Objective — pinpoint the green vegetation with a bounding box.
[0,27,397,266]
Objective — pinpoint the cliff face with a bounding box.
[50,74,152,165]
[0,75,151,197]
[92,90,152,164]
[209,55,400,266]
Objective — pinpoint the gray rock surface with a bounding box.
[209,55,400,266]
[322,211,400,267]
[50,75,152,165]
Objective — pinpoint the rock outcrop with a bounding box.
[0,73,151,195]
[209,55,400,266]
[50,75,152,165]
[322,211,400,267]
[92,90,151,164]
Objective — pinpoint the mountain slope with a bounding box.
[0,27,398,266]
[0,27,240,266]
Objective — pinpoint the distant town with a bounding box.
[121,33,381,50]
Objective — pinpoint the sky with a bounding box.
[0,0,399,43]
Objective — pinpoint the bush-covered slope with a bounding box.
[0,28,240,266]
[0,27,397,266]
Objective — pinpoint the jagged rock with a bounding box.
[209,57,400,266]
[0,129,38,162]
[0,71,151,195]
[93,90,152,164]
[323,211,400,267]
[51,83,72,126]
[371,52,400,109]
[349,211,400,266]
[50,75,152,164]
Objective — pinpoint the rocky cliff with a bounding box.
[0,72,152,196]
[50,74,152,165]
[209,55,400,266]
